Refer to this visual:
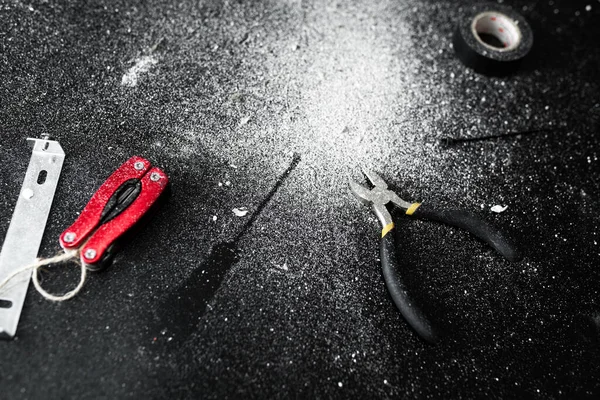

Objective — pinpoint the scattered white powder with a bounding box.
[121,55,158,87]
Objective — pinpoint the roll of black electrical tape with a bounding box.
[453,3,533,76]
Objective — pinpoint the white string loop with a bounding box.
[0,250,86,302]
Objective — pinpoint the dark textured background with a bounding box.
[1,0,599,398]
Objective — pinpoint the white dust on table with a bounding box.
[121,55,158,87]
[294,24,396,168]
[273,3,440,197]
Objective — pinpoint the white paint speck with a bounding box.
[491,205,508,213]
[232,207,249,217]
[121,55,158,87]
[274,262,289,271]
[212,215,217,222]
[585,5,592,12]
[338,382,343,388]
[22,188,34,199]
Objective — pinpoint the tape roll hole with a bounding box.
[472,11,521,52]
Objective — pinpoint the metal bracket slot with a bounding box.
[0,138,65,339]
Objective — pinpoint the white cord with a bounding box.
[0,250,86,302]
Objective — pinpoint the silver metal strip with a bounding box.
[0,138,65,339]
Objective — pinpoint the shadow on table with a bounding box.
[155,153,301,343]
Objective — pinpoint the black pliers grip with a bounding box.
[380,222,438,343]
[407,203,520,262]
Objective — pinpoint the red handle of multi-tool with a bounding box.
[79,167,168,266]
[59,156,151,250]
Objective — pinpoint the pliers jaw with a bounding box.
[349,169,412,229]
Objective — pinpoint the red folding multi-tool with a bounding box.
[59,156,169,271]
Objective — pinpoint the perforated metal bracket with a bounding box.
[0,138,65,339]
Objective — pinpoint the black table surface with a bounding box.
[1,0,599,398]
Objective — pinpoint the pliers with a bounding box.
[349,169,520,344]
[59,156,169,271]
